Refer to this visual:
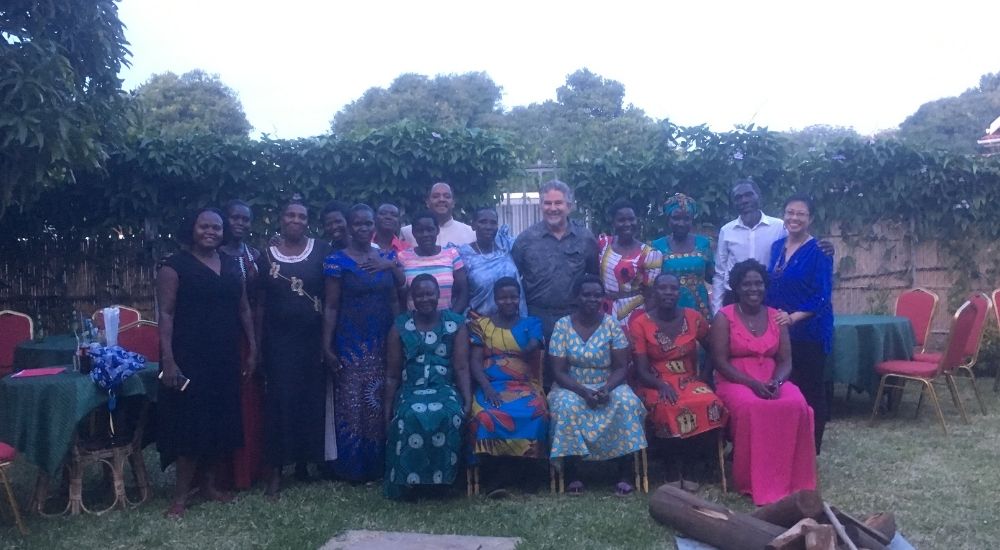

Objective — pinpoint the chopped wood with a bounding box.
[766,518,820,550]
[752,490,825,528]
[802,524,836,550]
[649,484,785,550]
[862,512,897,541]
[832,507,890,548]
[822,502,859,550]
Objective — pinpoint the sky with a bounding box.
[118,0,1000,139]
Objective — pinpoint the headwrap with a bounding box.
[662,193,700,218]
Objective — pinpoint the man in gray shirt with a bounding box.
[511,180,599,340]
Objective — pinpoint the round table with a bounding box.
[826,315,916,394]
[12,335,79,372]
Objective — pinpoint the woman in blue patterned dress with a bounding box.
[322,204,404,482]
[650,193,715,319]
[457,207,527,318]
[548,274,647,495]
[383,274,471,499]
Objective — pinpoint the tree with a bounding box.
[781,125,863,155]
[331,72,503,135]
[132,70,252,138]
[0,0,131,216]
[896,70,1000,154]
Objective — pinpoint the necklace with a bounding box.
[472,241,495,255]
[737,303,765,336]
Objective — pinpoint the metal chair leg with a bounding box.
[944,374,970,424]
[870,376,890,426]
[923,381,949,435]
[0,466,27,536]
[959,366,988,415]
[716,430,728,494]
[641,448,649,494]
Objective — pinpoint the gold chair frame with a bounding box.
[895,288,939,353]
[0,453,27,535]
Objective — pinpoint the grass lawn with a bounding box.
[1,378,998,549]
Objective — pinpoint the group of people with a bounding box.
[155,176,834,517]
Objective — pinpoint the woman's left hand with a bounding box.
[360,254,395,274]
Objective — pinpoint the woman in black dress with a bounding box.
[257,200,330,499]
[158,208,256,519]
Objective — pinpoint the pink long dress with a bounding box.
[714,305,816,505]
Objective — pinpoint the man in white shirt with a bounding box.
[400,182,476,247]
[711,179,789,313]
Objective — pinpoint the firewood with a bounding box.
[831,507,890,549]
[766,518,820,550]
[751,490,825,528]
[862,512,897,541]
[649,484,785,550]
[802,524,836,550]
[822,502,858,550]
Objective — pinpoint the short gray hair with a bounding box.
[540,179,574,204]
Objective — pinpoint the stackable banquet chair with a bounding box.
[0,310,34,377]
[871,299,978,435]
[913,293,991,415]
[92,306,141,331]
[895,288,939,355]
[117,321,160,362]
[0,441,27,535]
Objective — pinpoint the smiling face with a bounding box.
[612,207,638,240]
[226,204,252,240]
[576,281,605,315]
[473,209,499,243]
[426,183,455,219]
[667,209,692,239]
[653,274,681,311]
[737,269,766,308]
[411,216,439,249]
[376,204,401,234]
[731,183,761,216]
[783,200,812,237]
[411,279,440,314]
[193,211,224,250]
[281,204,309,240]
[323,210,347,244]
[541,189,571,228]
[494,284,520,317]
[349,209,376,245]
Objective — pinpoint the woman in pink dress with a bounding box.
[710,259,815,506]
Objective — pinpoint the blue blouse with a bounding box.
[766,237,833,353]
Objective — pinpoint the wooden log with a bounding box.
[831,507,890,549]
[862,512,897,542]
[751,490,825,528]
[802,524,836,550]
[822,502,858,550]
[766,518,820,550]
[649,484,785,550]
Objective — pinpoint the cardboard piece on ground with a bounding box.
[321,530,521,550]
[676,533,916,550]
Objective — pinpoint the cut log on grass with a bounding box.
[802,524,836,550]
[765,518,820,550]
[862,512,897,542]
[751,490,825,528]
[649,484,785,550]
[832,507,890,549]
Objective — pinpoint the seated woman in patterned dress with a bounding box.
[468,277,549,489]
[548,274,647,496]
[384,274,472,499]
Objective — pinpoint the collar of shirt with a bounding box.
[540,219,580,239]
[733,211,782,230]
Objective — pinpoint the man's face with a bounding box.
[427,184,455,218]
[541,190,571,227]
[732,183,761,216]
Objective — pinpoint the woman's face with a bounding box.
[376,204,401,234]
[653,275,680,310]
[473,210,499,244]
[281,204,309,239]
[323,211,347,244]
[193,211,224,250]
[349,209,376,245]
[783,200,812,237]
[668,209,692,239]
[612,207,638,240]
[227,205,252,240]
[494,285,520,317]
[576,281,605,315]
[737,270,766,308]
[411,217,439,249]
[411,280,440,314]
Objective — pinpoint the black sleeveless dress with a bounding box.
[157,251,244,467]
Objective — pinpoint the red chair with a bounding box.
[895,288,938,354]
[913,292,992,415]
[117,321,160,362]
[871,300,979,434]
[0,310,34,377]
[92,306,141,331]
[0,442,27,535]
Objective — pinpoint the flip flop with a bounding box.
[567,480,584,495]
[615,481,634,497]
[486,488,511,500]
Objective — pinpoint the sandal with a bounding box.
[164,501,186,519]
[567,480,584,495]
[615,481,634,497]
[486,488,511,500]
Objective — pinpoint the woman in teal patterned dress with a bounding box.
[548,274,647,495]
[384,274,472,499]
[650,193,715,318]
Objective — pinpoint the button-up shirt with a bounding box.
[711,211,786,313]
[511,219,599,333]
[400,218,476,247]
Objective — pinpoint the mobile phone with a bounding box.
[158,370,191,391]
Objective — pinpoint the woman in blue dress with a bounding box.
[457,207,526,318]
[765,194,833,453]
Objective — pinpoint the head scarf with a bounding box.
[662,193,700,218]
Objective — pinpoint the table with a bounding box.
[0,364,159,477]
[12,334,79,372]
[827,315,916,394]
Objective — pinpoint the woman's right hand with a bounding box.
[324,348,342,374]
[746,379,774,400]
[658,382,679,405]
[483,388,503,408]
[159,358,185,390]
[581,388,601,409]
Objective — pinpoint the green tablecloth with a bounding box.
[12,334,79,371]
[0,363,159,476]
[827,315,915,394]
